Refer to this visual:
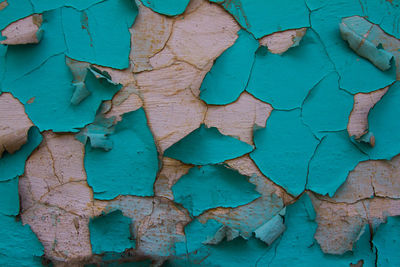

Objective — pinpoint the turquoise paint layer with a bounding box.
[246,31,333,110]
[61,0,138,69]
[164,124,253,165]
[0,177,19,216]
[373,216,400,267]
[172,164,260,217]
[210,0,310,39]
[0,0,33,31]
[89,210,135,254]
[31,0,104,12]
[355,82,400,160]
[85,108,159,200]
[0,127,42,182]
[250,109,319,196]
[307,131,368,197]
[141,0,190,16]
[307,0,396,94]
[5,54,121,132]
[199,29,258,105]
[0,214,44,266]
[302,72,354,136]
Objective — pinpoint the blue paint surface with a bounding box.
[373,216,400,266]
[246,31,333,110]
[89,210,135,254]
[165,124,253,165]
[172,164,260,217]
[141,0,190,16]
[0,214,44,266]
[250,109,318,196]
[85,108,159,200]
[0,177,19,216]
[200,29,258,105]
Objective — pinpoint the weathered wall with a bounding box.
[0,0,400,266]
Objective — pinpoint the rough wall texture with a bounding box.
[1,0,400,266]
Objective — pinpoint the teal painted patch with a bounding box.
[172,164,260,217]
[200,29,258,105]
[373,216,400,266]
[141,0,190,16]
[210,0,310,39]
[0,177,19,216]
[307,131,368,197]
[89,210,135,254]
[4,54,121,132]
[61,0,138,69]
[0,214,44,266]
[0,127,42,182]
[250,109,319,196]
[302,72,354,136]
[246,31,333,110]
[164,124,253,165]
[84,108,159,200]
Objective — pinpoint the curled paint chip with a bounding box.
[164,124,253,165]
[340,16,394,71]
[172,164,260,217]
[89,210,135,254]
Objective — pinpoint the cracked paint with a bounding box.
[1,0,400,265]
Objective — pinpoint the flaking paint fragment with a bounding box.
[141,0,191,16]
[340,16,394,71]
[372,216,400,266]
[253,207,286,245]
[61,0,138,69]
[209,0,310,39]
[164,124,253,165]
[89,210,135,254]
[0,126,42,182]
[250,109,319,196]
[4,54,121,132]
[199,29,258,105]
[246,30,333,110]
[171,164,260,217]
[84,108,158,200]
